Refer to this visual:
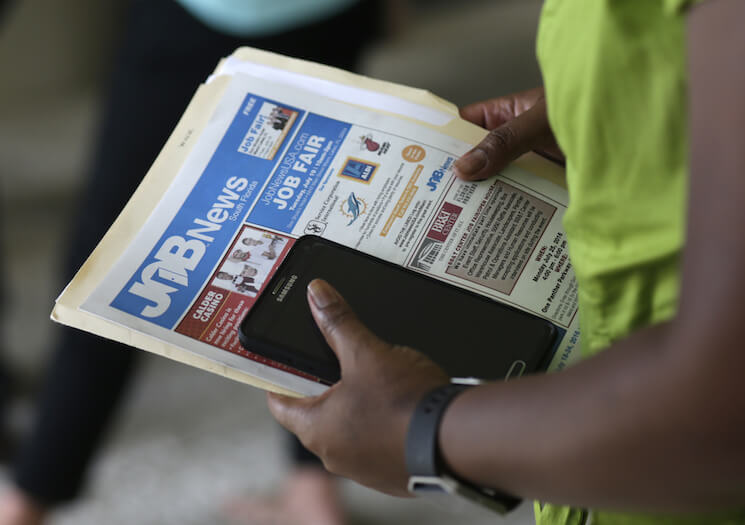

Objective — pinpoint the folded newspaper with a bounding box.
[52,47,581,397]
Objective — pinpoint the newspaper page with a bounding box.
[80,71,581,396]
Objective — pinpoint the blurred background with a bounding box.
[0,0,543,523]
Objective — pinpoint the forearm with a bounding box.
[439,319,745,512]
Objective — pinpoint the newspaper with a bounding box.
[53,48,581,397]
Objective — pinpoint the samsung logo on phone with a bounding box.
[275,274,298,303]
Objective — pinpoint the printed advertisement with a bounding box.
[82,73,581,395]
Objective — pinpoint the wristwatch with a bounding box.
[404,382,522,514]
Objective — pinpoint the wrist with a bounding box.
[405,383,469,478]
[405,383,521,513]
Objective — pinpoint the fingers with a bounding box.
[459,87,545,129]
[307,279,384,372]
[454,98,551,181]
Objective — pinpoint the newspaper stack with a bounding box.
[52,48,577,396]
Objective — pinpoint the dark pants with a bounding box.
[13,0,380,504]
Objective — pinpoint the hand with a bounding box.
[267,279,449,496]
[454,87,563,181]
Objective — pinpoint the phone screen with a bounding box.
[239,236,558,383]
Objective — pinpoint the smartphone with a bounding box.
[238,235,558,384]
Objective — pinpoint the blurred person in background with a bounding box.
[0,1,384,524]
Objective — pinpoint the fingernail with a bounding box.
[308,279,338,309]
[454,148,487,176]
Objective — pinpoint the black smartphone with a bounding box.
[238,235,558,384]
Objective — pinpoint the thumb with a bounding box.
[454,98,549,181]
[266,391,321,437]
[307,279,385,373]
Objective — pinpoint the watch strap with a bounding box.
[405,382,522,512]
[405,383,469,477]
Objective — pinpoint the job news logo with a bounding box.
[426,156,455,192]
[124,176,249,319]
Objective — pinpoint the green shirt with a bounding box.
[534,1,744,524]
